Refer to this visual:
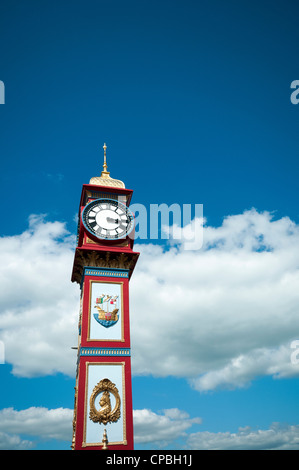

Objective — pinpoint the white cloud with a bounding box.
[190,345,296,391]
[0,406,73,440]
[187,423,299,450]
[134,407,299,449]
[0,431,33,450]
[0,208,299,392]
[0,215,79,377]
[133,408,201,446]
[0,405,200,450]
[0,407,73,449]
[130,208,299,390]
[0,405,297,451]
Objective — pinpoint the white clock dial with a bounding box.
[82,198,134,240]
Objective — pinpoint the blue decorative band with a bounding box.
[80,347,131,357]
[83,267,129,278]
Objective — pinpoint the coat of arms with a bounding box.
[93,294,119,328]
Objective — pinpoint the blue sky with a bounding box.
[0,0,299,450]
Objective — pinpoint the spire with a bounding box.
[89,142,125,188]
[101,143,109,176]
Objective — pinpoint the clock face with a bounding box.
[82,198,134,240]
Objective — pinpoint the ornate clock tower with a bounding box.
[71,144,139,450]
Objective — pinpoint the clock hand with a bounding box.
[106,217,119,224]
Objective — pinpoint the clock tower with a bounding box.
[71,144,139,450]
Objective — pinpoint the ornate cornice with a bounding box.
[71,249,138,284]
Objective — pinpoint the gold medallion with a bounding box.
[89,378,121,425]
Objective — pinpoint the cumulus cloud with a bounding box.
[0,431,33,450]
[130,208,299,390]
[0,208,299,392]
[133,408,201,446]
[0,406,201,450]
[187,423,299,450]
[0,407,73,449]
[0,215,79,377]
[0,405,297,451]
[134,408,299,450]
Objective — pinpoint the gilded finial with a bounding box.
[102,428,108,450]
[101,142,109,176]
[89,142,125,188]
